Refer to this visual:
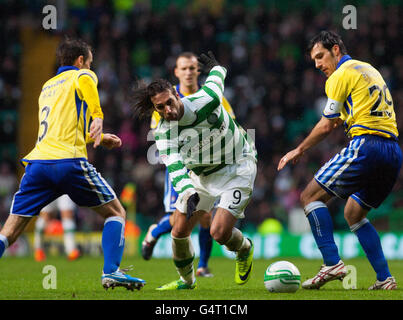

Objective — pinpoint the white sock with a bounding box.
[0,234,9,249]
[172,235,195,285]
[62,218,77,254]
[224,228,250,254]
[34,217,46,250]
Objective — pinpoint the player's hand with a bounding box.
[101,133,122,149]
[277,148,304,171]
[198,51,219,74]
[186,192,200,220]
[90,117,103,148]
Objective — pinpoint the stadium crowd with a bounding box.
[0,0,402,233]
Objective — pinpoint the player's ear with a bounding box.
[332,44,340,57]
[74,55,84,69]
[174,65,179,76]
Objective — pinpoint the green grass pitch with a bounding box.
[0,256,402,300]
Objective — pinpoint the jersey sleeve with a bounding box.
[76,69,104,119]
[323,70,350,118]
[155,126,195,197]
[201,66,227,105]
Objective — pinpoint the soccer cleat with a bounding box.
[156,279,197,291]
[368,276,397,290]
[302,260,347,289]
[235,238,254,285]
[67,248,80,261]
[102,266,146,291]
[141,224,157,260]
[34,248,46,262]
[196,267,214,278]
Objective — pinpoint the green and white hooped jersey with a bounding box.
[155,66,257,198]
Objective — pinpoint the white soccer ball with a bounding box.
[264,260,301,293]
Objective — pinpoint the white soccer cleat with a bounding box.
[302,260,347,289]
[102,266,146,291]
[368,276,397,290]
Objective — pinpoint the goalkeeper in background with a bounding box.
[142,52,236,278]
[132,52,256,290]
[0,38,145,291]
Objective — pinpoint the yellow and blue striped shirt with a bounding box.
[22,66,104,165]
[323,55,398,140]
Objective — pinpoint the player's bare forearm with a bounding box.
[278,117,340,171]
[90,117,103,148]
[101,133,122,149]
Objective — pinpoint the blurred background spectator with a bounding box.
[1,0,402,235]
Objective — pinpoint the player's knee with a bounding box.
[210,225,228,245]
[300,189,311,208]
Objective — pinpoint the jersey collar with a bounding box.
[56,65,79,75]
[336,55,352,70]
[176,83,201,98]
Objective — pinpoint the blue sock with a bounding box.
[305,201,341,266]
[151,213,172,239]
[102,217,125,274]
[352,218,391,281]
[0,234,8,258]
[198,227,212,269]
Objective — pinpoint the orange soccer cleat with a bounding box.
[67,248,81,261]
[34,248,46,262]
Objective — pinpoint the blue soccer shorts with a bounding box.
[11,159,116,217]
[314,134,402,210]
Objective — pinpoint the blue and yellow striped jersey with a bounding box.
[22,66,104,165]
[323,55,398,140]
[150,83,235,129]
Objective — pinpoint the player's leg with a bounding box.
[65,159,145,290]
[300,179,341,267]
[156,208,202,290]
[0,215,32,257]
[345,136,402,290]
[58,195,79,260]
[1,163,60,259]
[211,207,253,285]
[196,210,213,277]
[345,197,395,289]
[34,209,52,261]
[142,168,178,260]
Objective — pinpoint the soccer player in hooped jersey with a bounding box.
[142,52,236,278]
[278,31,402,290]
[0,38,145,291]
[132,52,256,290]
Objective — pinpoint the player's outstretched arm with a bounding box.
[101,133,122,149]
[90,117,103,148]
[277,116,341,171]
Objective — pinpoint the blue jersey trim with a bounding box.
[75,90,82,123]
[21,158,87,166]
[83,101,88,140]
[56,66,79,75]
[323,113,340,119]
[22,158,87,163]
[346,125,398,140]
[78,72,97,84]
[336,55,352,70]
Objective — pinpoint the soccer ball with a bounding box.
[264,260,301,293]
